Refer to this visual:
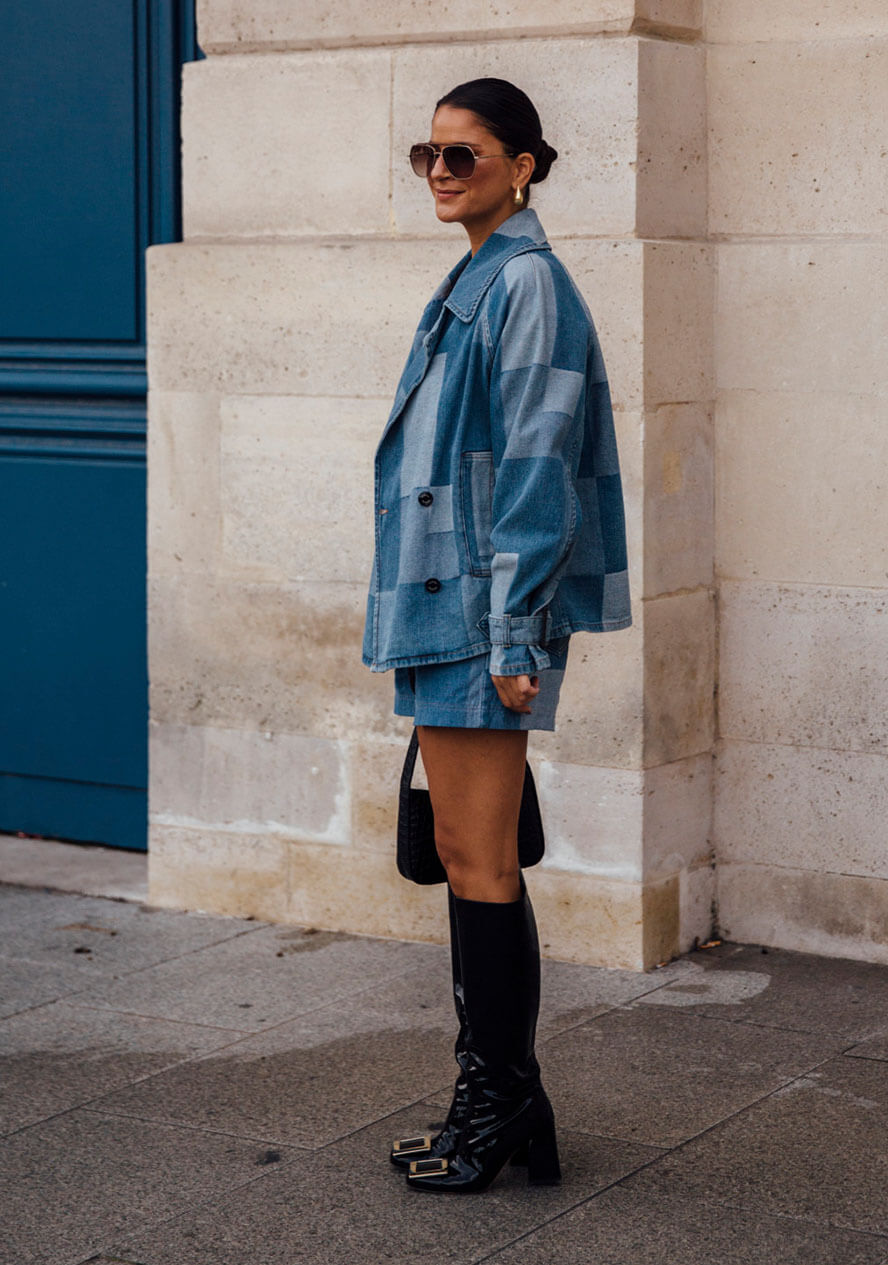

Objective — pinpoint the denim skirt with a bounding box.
[393,636,570,731]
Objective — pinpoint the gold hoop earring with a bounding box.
[513,186,524,205]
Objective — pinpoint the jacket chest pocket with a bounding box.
[459,450,495,577]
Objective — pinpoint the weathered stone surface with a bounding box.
[716,390,887,588]
[644,403,713,596]
[637,38,706,238]
[715,739,888,881]
[182,50,391,238]
[716,242,888,397]
[147,575,400,741]
[149,823,292,921]
[709,41,888,237]
[196,0,684,54]
[641,241,714,407]
[642,588,716,766]
[718,581,888,754]
[706,0,888,42]
[147,391,222,579]
[218,393,381,585]
[150,722,351,843]
[717,861,888,966]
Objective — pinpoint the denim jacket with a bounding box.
[362,207,631,676]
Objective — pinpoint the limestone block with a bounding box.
[641,872,681,967]
[636,0,701,34]
[719,581,888,754]
[705,1,888,43]
[642,587,715,765]
[537,762,644,881]
[196,1,642,53]
[150,721,351,843]
[531,611,643,769]
[557,239,645,413]
[680,860,716,953]
[392,38,640,239]
[218,394,381,584]
[716,390,888,588]
[717,861,888,967]
[644,403,713,596]
[148,822,290,921]
[148,574,405,742]
[709,42,888,237]
[147,391,222,578]
[145,239,454,396]
[614,410,643,600]
[146,239,645,407]
[637,39,706,239]
[716,739,888,880]
[182,50,391,238]
[642,241,714,408]
[716,242,888,397]
[642,752,713,879]
[350,737,404,855]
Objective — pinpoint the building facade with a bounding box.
[146,0,888,968]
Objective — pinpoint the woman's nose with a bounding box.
[429,151,450,179]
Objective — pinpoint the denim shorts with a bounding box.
[393,636,570,731]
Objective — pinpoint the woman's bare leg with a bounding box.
[416,725,527,902]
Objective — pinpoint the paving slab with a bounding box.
[66,921,445,1031]
[480,1180,888,1265]
[0,884,266,977]
[846,1033,888,1062]
[632,1053,888,1237]
[0,1106,301,1265]
[110,1108,662,1265]
[0,1000,249,1135]
[0,834,148,902]
[637,941,888,1041]
[88,968,464,1148]
[522,1004,847,1147]
[0,955,101,1020]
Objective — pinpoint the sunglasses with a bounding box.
[409,142,516,180]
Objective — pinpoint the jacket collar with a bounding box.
[433,208,552,323]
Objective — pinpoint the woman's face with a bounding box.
[426,105,533,247]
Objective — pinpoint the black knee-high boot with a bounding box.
[390,883,472,1167]
[406,872,561,1192]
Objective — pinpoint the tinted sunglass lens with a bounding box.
[409,145,434,177]
[409,144,477,179]
[443,146,476,178]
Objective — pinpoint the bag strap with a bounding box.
[400,728,421,794]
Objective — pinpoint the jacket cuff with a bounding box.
[480,611,551,647]
[489,641,552,677]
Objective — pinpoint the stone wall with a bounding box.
[707,2,888,963]
[145,0,884,968]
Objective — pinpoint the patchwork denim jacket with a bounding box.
[362,207,631,677]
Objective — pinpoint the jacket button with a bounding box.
[418,490,434,506]
[424,578,441,594]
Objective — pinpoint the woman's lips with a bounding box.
[434,188,464,199]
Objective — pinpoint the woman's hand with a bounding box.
[491,673,540,714]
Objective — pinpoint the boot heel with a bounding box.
[509,1141,529,1167]
[526,1120,561,1186]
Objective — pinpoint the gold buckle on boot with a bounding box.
[392,1134,433,1156]
[408,1157,449,1178]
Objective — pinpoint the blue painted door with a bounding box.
[0,1,199,850]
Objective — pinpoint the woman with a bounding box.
[362,78,631,1192]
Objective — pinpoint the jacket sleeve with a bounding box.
[484,252,588,676]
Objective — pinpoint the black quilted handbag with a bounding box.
[396,728,545,885]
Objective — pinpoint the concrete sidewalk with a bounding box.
[1,841,887,1265]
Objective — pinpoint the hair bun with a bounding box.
[531,140,558,183]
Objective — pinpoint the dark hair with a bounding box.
[434,78,557,206]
